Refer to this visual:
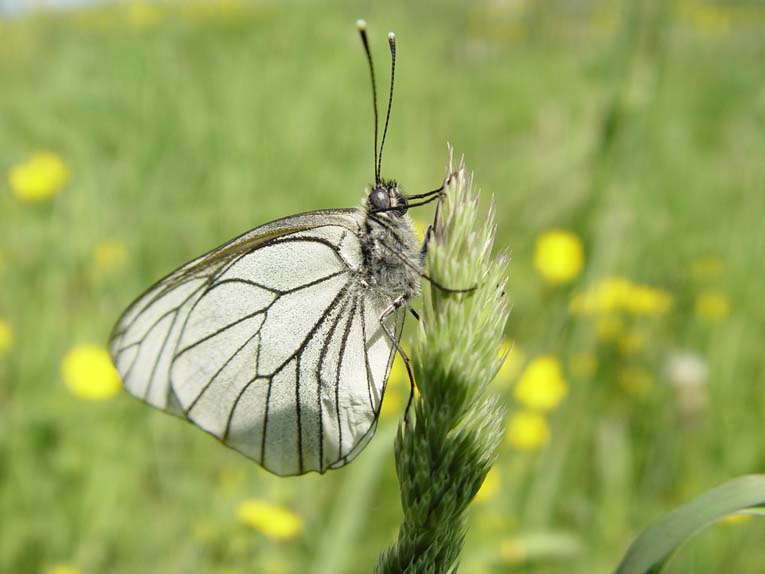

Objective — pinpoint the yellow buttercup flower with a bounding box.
[380,388,403,418]
[45,565,79,574]
[0,319,13,355]
[570,352,597,379]
[506,411,550,451]
[514,355,567,412]
[533,230,584,284]
[381,356,409,417]
[694,291,730,321]
[387,356,409,390]
[61,344,121,401]
[570,277,632,314]
[236,499,303,540]
[475,467,501,503]
[570,277,671,316]
[93,240,129,272]
[622,284,672,315]
[9,151,70,202]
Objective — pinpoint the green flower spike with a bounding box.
[377,149,510,574]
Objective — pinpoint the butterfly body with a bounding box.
[359,180,422,303]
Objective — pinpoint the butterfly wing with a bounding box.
[110,209,404,476]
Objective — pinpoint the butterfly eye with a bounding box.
[369,188,390,210]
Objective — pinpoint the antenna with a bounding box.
[357,19,380,184]
[377,32,396,183]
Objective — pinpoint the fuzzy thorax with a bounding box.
[359,200,422,303]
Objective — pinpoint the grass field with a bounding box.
[1,1,764,572]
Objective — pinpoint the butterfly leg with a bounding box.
[378,296,416,423]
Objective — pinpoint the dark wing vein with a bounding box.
[174,306,265,360]
[258,282,353,467]
[119,282,209,381]
[112,218,357,334]
[359,297,376,411]
[184,328,262,415]
[334,296,360,461]
[314,294,355,471]
[116,281,206,354]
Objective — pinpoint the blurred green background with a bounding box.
[1,0,764,572]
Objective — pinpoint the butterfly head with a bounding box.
[368,180,408,216]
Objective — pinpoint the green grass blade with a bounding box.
[615,475,765,574]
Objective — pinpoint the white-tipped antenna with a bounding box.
[357,19,380,184]
[377,31,396,183]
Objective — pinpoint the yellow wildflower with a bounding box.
[380,389,403,418]
[381,357,408,417]
[618,367,654,397]
[690,256,725,281]
[506,411,550,451]
[9,151,70,202]
[622,285,672,315]
[570,277,632,314]
[236,499,303,540]
[570,277,671,316]
[61,344,121,401]
[0,319,13,355]
[387,356,408,390]
[93,240,129,272]
[534,230,584,284]
[570,352,597,379]
[475,467,500,503]
[495,338,524,388]
[694,291,730,321]
[514,355,567,412]
[45,565,79,574]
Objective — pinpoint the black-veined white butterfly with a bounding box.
[109,21,451,476]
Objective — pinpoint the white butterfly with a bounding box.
[109,22,447,476]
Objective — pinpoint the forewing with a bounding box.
[109,209,360,413]
[110,209,405,475]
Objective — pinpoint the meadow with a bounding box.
[1,1,764,572]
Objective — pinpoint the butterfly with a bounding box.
[109,21,450,476]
